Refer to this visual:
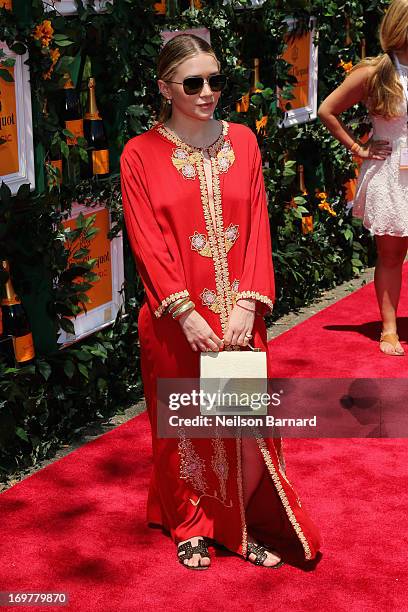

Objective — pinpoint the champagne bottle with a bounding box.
[236,58,262,113]
[62,73,84,184]
[83,77,110,177]
[62,73,84,146]
[0,260,35,365]
[0,305,14,367]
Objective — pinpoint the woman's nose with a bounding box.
[201,81,213,96]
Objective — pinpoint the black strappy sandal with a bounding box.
[177,537,211,570]
[246,541,284,569]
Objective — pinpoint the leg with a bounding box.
[242,437,283,567]
[374,235,408,355]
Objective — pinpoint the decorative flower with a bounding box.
[338,59,353,73]
[317,190,337,216]
[33,20,54,48]
[301,216,313,234]
[318,200,337,216]
[43,47,60,80]
[256,115,268,134]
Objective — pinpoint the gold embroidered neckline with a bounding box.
[156,120,229,156]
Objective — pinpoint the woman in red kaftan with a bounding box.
[120,33,321,570]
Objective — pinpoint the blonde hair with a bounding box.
[350,0,408,117]
[156,33,221,123]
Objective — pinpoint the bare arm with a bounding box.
[318,66,392,160]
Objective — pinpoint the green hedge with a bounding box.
[0,0,386,474]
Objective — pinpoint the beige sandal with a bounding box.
[379,332,405,356]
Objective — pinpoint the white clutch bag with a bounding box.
[199,344,268,415]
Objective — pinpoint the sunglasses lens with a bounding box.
[183,77,204,95]
[209,74,227,91]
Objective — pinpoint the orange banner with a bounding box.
[64,208,112,315]
[0,65,19,176]
[280,30,310,111]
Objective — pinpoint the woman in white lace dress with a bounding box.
[318,0,408,356]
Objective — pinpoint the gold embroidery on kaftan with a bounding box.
[234,290,274,313]
[200,279,240,315]
[255,436,312,560]
[154,289,190,318]
[211,436,229,505]
[236,434,248,556]
[200,288,220,313]
[189,224,239,258]
[178,427,208,497]
[157,120,236,334]
[158,120,235,178]
[177,427,233,509]
[189,231,212,257]
[224,223,239,251]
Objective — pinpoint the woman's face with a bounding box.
[158,52,222,121]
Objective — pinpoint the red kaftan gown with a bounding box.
[120,119,321,561]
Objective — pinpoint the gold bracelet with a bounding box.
[166,297,191,315]
[172,301,195,319]
[350,141,361,154]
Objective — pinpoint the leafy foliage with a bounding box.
[0,0,386,473]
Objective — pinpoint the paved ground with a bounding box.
[0,266,375,493]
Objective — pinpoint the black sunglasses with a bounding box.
[165,74,228,95]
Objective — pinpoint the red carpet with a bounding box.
[270,263,408,378]
[1,268,408,611]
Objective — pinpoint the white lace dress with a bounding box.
[353,63,408,236]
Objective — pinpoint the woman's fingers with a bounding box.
[205,337,220,352]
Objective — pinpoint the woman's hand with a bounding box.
[355,137,392,160]
[223,298,255,348]
[177,309,224,352]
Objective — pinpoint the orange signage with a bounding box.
[64,208,112,315]
[279,30,310,111]
[0,65,19,176]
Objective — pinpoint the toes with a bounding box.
[380,342,397,355]
[264,551,282,567]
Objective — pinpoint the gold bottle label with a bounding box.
[13,333,35,363]
[1,297,21,306]
[66,119,84,145]
[92,149,109,175]
[84,111,101,120]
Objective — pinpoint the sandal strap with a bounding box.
[380,332,400,347]
[177,538,209,560]
[246,541,268,566]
